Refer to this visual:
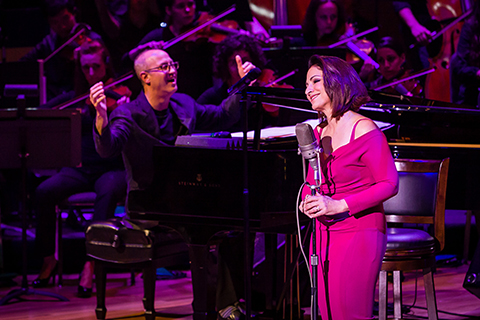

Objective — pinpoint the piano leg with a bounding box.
[188,243,219,320]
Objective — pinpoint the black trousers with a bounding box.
[34,167,127,258]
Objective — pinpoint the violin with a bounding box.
[371,67,436,97]
[85,82,132,113]
[59,24,94,61]
[377,70,422,97]
[255,68,297,116]
[182,11,246,44]
[329,27,380,69]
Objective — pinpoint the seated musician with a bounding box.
[361,36,423,97]
[93,0,161,73]
[127,0,215,99]
[450,1,480,108]
[196,34,276,131]
[20,0,103,102]
[90,48,257,319]
[300,55,398,319]
[393,0,433,72]
[301,0,350,47]
[32,40,129,299]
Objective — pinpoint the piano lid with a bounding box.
[245,87,480,144]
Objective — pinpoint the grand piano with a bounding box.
[127,87,480,319]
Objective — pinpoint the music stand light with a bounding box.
[0,85,81,304]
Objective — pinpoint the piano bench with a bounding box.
[85,218,189,320]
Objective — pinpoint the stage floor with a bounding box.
[0,264,479,320]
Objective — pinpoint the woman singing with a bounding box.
[300,55,398,319]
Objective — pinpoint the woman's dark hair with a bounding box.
[74,39,115,95]
[302,0,346,46]
[42,0,76,17]
[308,55,370,119]
[212,34,267,82]
[377,36,404,57]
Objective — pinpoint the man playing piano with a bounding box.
[90,48,257,319]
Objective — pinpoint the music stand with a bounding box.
[0,89,81,305]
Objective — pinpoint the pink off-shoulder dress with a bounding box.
[302,119,398,320]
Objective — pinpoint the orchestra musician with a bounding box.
[301,0,349,47]
[127,0,215,99]
[89,48,257,319]
[32,39,129,299]
[300,55,398,320]
[393,0,433,73]
[362,36,424,97]
[20,0,103,102]
[450,0,480,108]
[196,34,272,131]
[93,0,161,73]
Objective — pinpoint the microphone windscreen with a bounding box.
[295,123,315,146]
[248,67,262,79]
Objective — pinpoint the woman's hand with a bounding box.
[299,194,349,219]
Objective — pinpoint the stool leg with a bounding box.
[95,263,107,320]
[464,210,473,263]
[378,270,388,320]
[423,267,438,320]
[56,206,63,287]
[143,264,156,320]
[393,270,403,319]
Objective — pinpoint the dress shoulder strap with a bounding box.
[350,118,369,142]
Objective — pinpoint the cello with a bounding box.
[424,0,470,102]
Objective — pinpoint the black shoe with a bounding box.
[32,264,57,288]
[77,285,93,298]
[77,267,94,298]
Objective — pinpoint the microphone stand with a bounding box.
[241,89,252,320]
[309,158,321,320]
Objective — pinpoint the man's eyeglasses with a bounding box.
[144,61,179,73]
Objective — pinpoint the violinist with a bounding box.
[129,0,215,99]
[93,0,161,73]
[196,34,273,131]
[20,0,103,102]
[362,36,423,97]
[301,0,349,47]
[32,39,128,299]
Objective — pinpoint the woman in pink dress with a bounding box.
[300,55,399,320]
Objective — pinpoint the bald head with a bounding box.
[134,49,170,84]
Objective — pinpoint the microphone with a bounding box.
[227,67,262,95]
[295,122,322,186]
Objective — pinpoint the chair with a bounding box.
[56,192,127,286]
[56,191,97,286]
[378,158,449,320]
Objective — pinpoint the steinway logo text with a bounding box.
[178,181,221,188]
[177,174,221,188]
